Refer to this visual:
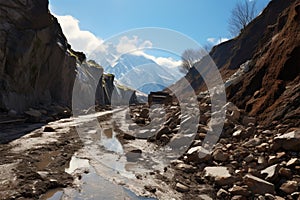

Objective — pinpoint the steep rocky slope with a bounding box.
[173,0,299,126]
[227,0,300,127]
[0,0,136,114]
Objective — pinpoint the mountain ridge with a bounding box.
[103,53,183,94]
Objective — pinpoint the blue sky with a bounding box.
[49,0,270,67]
[50,0,270,43]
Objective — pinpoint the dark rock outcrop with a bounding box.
[0,0,137,113]
[0,0,77,112]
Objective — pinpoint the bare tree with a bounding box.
[180,48,206,73]
[228,0,257,36]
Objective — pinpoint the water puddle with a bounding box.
[43,108,178,199]
[46,156,156,200]
[40,188,63,200]
[101,128,123,154]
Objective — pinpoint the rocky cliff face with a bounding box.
[227,0,300,127]
[0,0,136,113]
[0,0,77,112]
[174,0,299,126]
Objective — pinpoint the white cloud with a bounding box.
[207,37,229,45]
[50,9,180,69]
[116,36,152,54]
[133,51,181,69]
[53,14,105,56]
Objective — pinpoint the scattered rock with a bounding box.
[186,146,211,163]
[233,129,243,137]
[258,156,267,165]
[8,110,17,117]
[217,188,230,198]
[24,109,42,122]
[144,185,157,193]
[286,158,300,167]
[256,143,269,152]
[175,182,189,192]
[243,174,275,195]
[123,133,136,140]
[43,126,55,132]
[203,166,236,186]
[212,149,229,162]
[261,164,280,181]
[156,126,171,139]
[268,156,279,165]
[175,163,196,173]
[140,108,149,118]
[280,181,298,194]
[244,154,255,163]
[264,193,276,200]
[125,149,142,162]
[274,129,300,151]
[228,185,251,196]
[278,167,293,178]
[198,194,213,200]
[231,195,247,200]
[243,138,262,148]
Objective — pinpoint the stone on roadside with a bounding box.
[125,149,142,162]
[198,194,213,200]
[243,174,275,195]
[186,146,211,163]
[203,166,236,186]
[156,126,171,139]
[280,181,298,194]
[25,109,42,122]
[217,188,230,198]
[8,109,17,117]
[123,133,136,140]
[286,158,300,167]
[212,149,229,162]
[243,138,262,148]
[244,154,255,163]
[256,143,269,152]
[228,185,251,197]
[232,195,248,200]
[278,167,293,178]
[43,126,55,132]
[175,182,189,193]
[273,129,300,151]
[140,108,149,118]
[175,163,196,173]
[233,129,243,137]
[261,164,280,181]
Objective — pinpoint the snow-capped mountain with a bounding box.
[103,54,184,94]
